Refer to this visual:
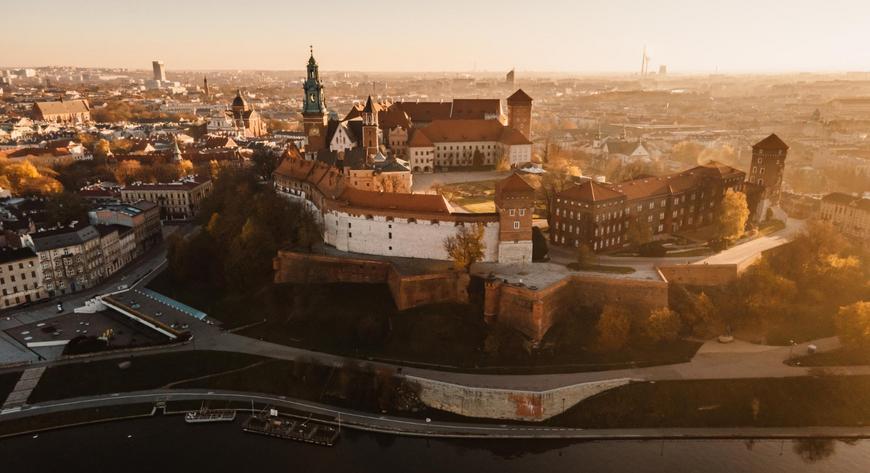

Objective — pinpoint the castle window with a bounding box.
[513,221,520,230]
[520,208,526,216]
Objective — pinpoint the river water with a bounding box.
[1,415,868,472]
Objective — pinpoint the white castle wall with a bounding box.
[324,211,500,262]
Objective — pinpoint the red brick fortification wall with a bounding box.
[657,264,740,287]
[486,274,669,341]
[273,251,469,311]
[387,269,469,310]
[273,250,390,284]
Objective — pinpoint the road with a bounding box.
[698,216,805,266]
[6,388,870,440]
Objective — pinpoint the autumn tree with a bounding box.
[94,139,112,161]
[644,307,682,342]
[114,160,143,184]
[626,219,653,247]
[717,188,749,242]
[596,304,632,351]
[444,223,486,271]
[0,158,63,195]
[835,301,870,348]
[540,155,580,228]
[251,148,280,180]
[576,244,595,266]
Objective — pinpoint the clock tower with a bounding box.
[302,46,327,156]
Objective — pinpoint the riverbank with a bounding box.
[4,415,870,473]
[5,389,870,441]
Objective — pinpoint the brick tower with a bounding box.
[749,133,788,205]
[507,89,533,140]
[495,173,535,264]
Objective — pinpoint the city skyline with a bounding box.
[4,0,870,73]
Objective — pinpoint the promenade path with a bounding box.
[6,388,870,440]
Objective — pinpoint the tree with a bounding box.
[644,307,682,342]
[540,155,579,228]
[0,158,63,195]
[45,192,88,226]
[576,244,595,266]
[835,301,870,348]
[94,139,112,161]
[114,160,143,184]
[717,188,749,242]
[626,219,653,247]
[251,148,280,180]
[596,305,632,351]
[444,223,486,271]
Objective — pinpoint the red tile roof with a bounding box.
[450,99,502,120]
[416,119,531,145]
[338,187,450,214]
[507,89,533,104]
[560,180,624,202]
[753,133,789,151]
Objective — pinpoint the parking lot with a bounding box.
[5,310,170,350]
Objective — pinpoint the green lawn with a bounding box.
[550,376,870,428]
[28,351,265,403]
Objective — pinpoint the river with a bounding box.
[0,415,868,472]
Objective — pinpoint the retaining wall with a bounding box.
[409,376,634,421]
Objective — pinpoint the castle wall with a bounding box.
[409,375,633,421]
[273,251,469,311]
[486,274,670,341]
[657,264,740,287]
[323,211,500,262]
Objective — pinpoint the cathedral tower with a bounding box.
[361,95,379,161]
[302,46,327,156]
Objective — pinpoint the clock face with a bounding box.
[309,127,320,136]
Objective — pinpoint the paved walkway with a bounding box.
[6,388,870,440]
[1,367,44,411]
[698,214,805,266]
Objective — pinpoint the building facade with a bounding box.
[27,225,104,296]
[0,247,47,309]
[407,119,532,172]
[818,193,870,246]
[120,178,212,221]
[551,161,746,251]
[31,99,91,124]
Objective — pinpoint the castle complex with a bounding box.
[298,48,533,173]
[272,49,537,265]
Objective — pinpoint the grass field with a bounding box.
[28,351,265,403]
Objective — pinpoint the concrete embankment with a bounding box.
[409,376,634,421]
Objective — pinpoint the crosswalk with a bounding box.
[1,366,45,411]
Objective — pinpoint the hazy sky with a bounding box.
[4,0,870,73]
